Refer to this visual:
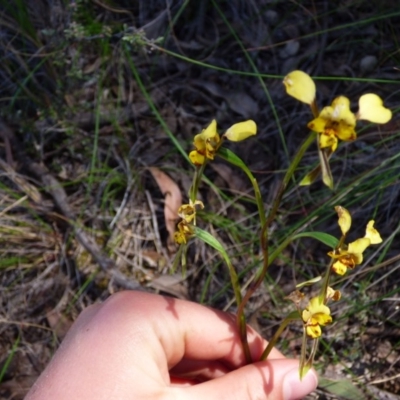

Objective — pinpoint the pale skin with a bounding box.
[26,291,318,400]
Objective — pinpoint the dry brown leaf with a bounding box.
[194,81,258,118]
[46,309,73,340]
[149,167,182,242]
[210,163,247,192]
[149,273,188,299]
[141,249,167,269]
[226,91,259,118]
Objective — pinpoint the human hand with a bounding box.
[26,291,317,400]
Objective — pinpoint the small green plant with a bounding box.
[172,70,392,378]
[122,29,164,52]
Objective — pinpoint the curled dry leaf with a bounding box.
[149,167,182,243]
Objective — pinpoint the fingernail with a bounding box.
[283,368,318,400]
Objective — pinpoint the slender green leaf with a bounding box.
[218,147,248,169]
[318,378,365,400]
[296,276,322,289]
[194,226,231,266]
[292,232,339,248]
[0,334,20,383]
[194,226,243,310]
[171,244,185,274]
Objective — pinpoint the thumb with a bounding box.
[173,359,318,400]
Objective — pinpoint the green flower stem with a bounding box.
[225,258,252,363]
[318,147,334,189]
[299,336,319,380]
[217,147,266,361]
[255,184,265,222]
[319,259,334,304]
[238,311,252,364]
[310,99,319,119]
[195,226,251,363]
[309,99,335,189]
[225,260,243,312]
[238,131,317,322]
[268,131,317,223]
[190,163,206,202]
[245,172,266,227]
[222,259,251,363]
[199,147,251,362]
[260,311,300,361]
[319,234,347,303]
[299,328,308,377]
[187,145,252,362]
[310,338,319,362]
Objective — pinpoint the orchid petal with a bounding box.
[283,70,316,104]
[224,120,257,141]
[358,94,392,124]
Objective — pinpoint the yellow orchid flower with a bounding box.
[313,93,391,152]
[283,70,392,153]
[189,119,257,165]
[302,297,332,338]
[308,96,357,152]
[284,70,391,188]
[189,119,220,165]
[174,220,194,244]
[329,207,382,275]
[330,237,371,275]
[174,199,206,244]
[326,287,341,302]
[178,199,204,225]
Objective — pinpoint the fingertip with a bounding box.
[177,359,318,400]
[283,367,318,400]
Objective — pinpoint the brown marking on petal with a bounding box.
[340,254,356,269]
